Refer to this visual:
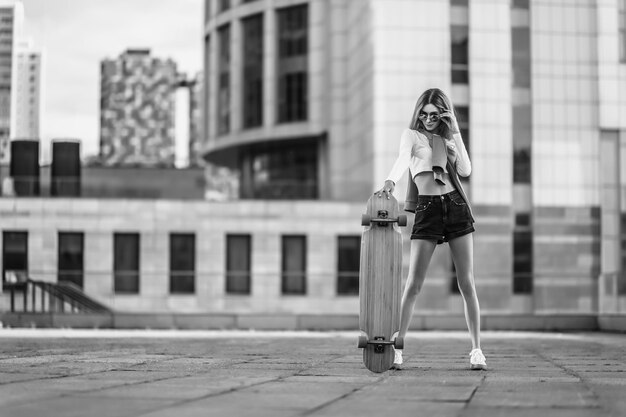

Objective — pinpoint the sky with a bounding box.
[21,0,204,160]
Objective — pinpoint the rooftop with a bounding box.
[0,329,623,417]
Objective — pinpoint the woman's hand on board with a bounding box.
[376,180,395,199]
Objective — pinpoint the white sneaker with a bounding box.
[391,348,403,370]
[469,348,486,370]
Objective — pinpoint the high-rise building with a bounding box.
[99,49,177,167]
[0,0,23,162]
[14,39,41,139]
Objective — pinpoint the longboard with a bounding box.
[357,193,406,373]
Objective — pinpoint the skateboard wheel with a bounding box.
[361,214,371,226]
[394,336,404,350]
[397,215,407,227]
[357,335,368,348]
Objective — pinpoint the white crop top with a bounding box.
[385,128,472,184]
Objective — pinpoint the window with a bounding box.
[455,106,470,157]
[114,233,140,294]
[280,73,307,122]
[245,140,318,199]
[512,27,531,88]
[513,229,533,294]
[2,231,27,286]
[451,25,469,84]
[217,24,231,135]
[58,232,84,289]
[242,14,264,128]
[513,105,531,184]
[219,0,230,13]
[449,255,460,294]
[204,35,210,143]
[618,0,626,63]
[451,0,468,5]
[513,150,532,183]
[226,234,251,294]
[620,214,626,294]
[277,5,308,123]
[515,213,531,227]
[282,235,306,295]
[512,0,529,9]
[337,236,360,295]
[170,234,195,294]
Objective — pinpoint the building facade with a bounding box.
[14,39,41,139]
[99,49,178,167]
[0,0,625,328]
[200,0,626,318]
[0,0,22,163]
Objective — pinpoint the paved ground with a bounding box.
[0,329,623,417]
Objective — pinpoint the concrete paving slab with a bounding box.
[471,380,599,408]
[308,395,466,417]
[0,395,177,417]
[461,408,608,417]
[0,329,623,417]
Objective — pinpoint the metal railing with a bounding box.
[5,279,112,314]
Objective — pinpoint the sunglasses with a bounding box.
[418,112,440,122]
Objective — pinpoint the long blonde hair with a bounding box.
[408,88,456,139]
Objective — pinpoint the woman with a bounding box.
[377,88,486,370]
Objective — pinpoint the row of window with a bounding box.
[451,1,531,88]
[1,231,362,296]
[449,4,471,158]
[209,4,308,136]
[511,1,533,294]
[2,229,538,297]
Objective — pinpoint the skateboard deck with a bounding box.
[357,193,406,373]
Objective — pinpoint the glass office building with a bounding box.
[199,0,626,322]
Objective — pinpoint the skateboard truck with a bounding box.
[361,211,408,227]
[357,335,404,351]
[373,336,387,353]
[375,211,389,227]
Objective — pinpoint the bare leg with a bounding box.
[398,239,437,339]
[448,233,480,350]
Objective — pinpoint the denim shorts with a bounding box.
[411,190,475,244]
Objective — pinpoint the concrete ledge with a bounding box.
[598,315,626,333]
[237,314,298,330]
[0,313,604,331]
[1,313,54,328]
[1,313,114,329]
[482,314,599,331]
[298,314,358,330]
[53,313,113,329]
[113,313,177,329]
[173,313,237,330]
[420,315,467,330]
